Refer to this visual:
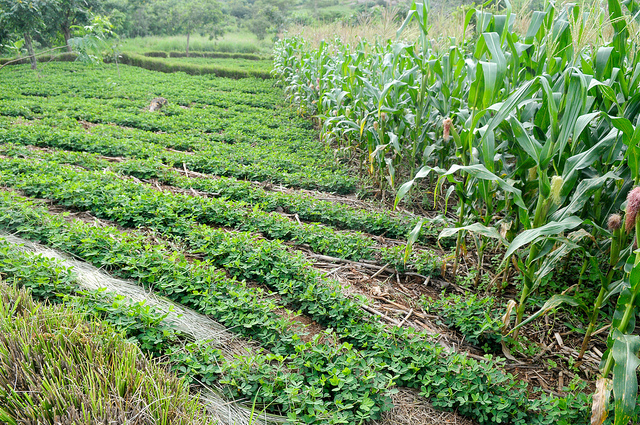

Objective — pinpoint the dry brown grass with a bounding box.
[286,0,636,56]
[287,7,410,48]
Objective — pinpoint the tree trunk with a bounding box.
[24,33,37,70]
[186,32,190,57]
[63,26,72,52]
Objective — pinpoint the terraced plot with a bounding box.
[0,62,591,425]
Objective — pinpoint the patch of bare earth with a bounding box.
[374,388,478,425]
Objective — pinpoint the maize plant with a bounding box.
[275,0,640,421]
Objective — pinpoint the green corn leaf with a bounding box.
[480,61,499,108]
[438,222,506,244]
[508,116,543,165]
[511,294,585,332]
[394,165,444,209]
[480,78,540,152]
[531,230,592,291]
[612,334,640,425]
[525,11,546,43]
[573,112,601,141]
[630,263,640,293]
[562,128,619,188]
[595,47,614,81]
[483,32,507,79]
[440,164,527,210]
[554,74,588,159]
[404,219,425,265]
[552,172,621,221]
[607,0,628,69]
[504,216,583,259]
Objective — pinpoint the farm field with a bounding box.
[0,59,594,424]
[159,56,273,72]
[3,0,640,419]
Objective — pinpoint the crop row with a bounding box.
[0,193,398,423]
[0,152,443,274]
[0,194,396,423]
[0,62,280,107]
[0,237,354,424]
[0,185,590,424]
[274,7,640,418]
[0,113,327,161]
[0,117,356,193]
[0,135,429,242]
[0,157,377,260]
[0,94,314,145]
[0,62,326,158]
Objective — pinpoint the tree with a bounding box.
[247,0,290,41]
[0,0,57,70]
[164,0,223,56]
[47,0,100,52]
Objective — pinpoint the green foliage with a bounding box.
[0,63,354,193]
[425,292,504,351]
[68,14,119,64]
[0,0,57,68]
[119,51,271,79]
[0,158,377,260]
[0,177,593,424]
[0,241,76,301]
[274,3,640,421]
[272,0,639,313]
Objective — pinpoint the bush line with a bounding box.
[143,51,265,60]
[120,52,271,79]
[0,52,78,66]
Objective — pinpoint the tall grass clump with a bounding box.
[274,0,640,421]
[0,282,215,425]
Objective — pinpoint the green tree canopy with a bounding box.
[46,0,102,51]
[160,0,223,55]
[0,0,58,69]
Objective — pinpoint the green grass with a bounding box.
[120,32,272,55]
[161,56,273,72]
[0,282,215,425]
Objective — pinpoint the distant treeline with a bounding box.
[0,0,408,59]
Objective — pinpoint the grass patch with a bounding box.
[0,282,214,425]
[161,56,273,73]
[120,32,272,55]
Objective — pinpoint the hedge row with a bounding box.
[120,52,271,79]
[0,52,77,66]
[143,51,265,60]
